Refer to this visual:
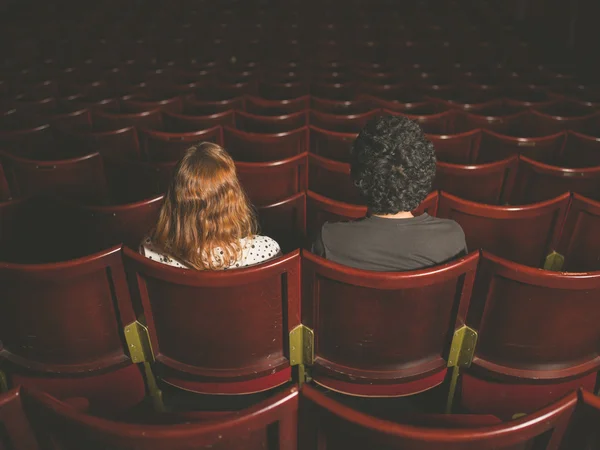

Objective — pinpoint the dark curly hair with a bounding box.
[351,115,436,214]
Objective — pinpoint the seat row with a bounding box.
[1,247,600,420]
[2,385,600,450]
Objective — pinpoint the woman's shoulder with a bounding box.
[140,237,188,269]
[240,235,281,266]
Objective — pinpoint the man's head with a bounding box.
[351,115,436,215]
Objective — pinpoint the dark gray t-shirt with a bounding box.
[312,214,468,271]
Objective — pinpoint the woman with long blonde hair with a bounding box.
[140,142,281,270]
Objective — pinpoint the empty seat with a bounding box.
[301,250,479,396]
[427,129,482,164]
[120,95,183,114]
[183,96,244,115]
[93,109,163,131]
[561,130,600,167]
[67,195,164,252]
[309,110,380,133]
[434,156,518,204]
[245,95,309,115]
[531,105,600,135]
[511,156,600,204]
[477,129,566,164]
[223,126,308,162]
[0,245,146,414]
[55,125,140,161]
[1,151,108,203]
[164,110,235,132]
[311,80,356,100]
[461,251,600,418]
[23,386,298,450]
[460,109,528,134]
[122,248,301,395]
[437,191,569,267]
[556,194,600,272]
[308,154,363,205]
[309,126,356,163]
[302,383,576,449]
[258,80,309,99]
[236,153,307,206]
[257,192,306,252]
[0,122,55,159]
[310,97,372,115]
[235,110,308,133]
[140,127,223,162]
[385,109,455,134]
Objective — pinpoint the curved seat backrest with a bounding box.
[23,386,299,450]
[257,193,306,253]
[55,125,140,161]
[562,131,600,168]
[385,109,455,134]
[462,110,528,135]
[307,154,363,205]
[258,80,309,100]
[478,129,566,164]
[123,248,301,394]
[557,194,600,272]
[183,97,244,115]
[310,97,372,115]
[434,157,518,205]
[511,156,600,204]
[427,129,482,164]
[93,109,163,131]
[235,110,308,134]
[236,153,307,206]
[437,191,569,267]
[245,95,310,116]
[302,251,479,396]
[140,127,223,162]
[0,245,136,373]
[1,151,108,203]
[468,252,600,383]
[223,126,308,162]
[163,110,235,132]
[309,126,356,163]
[68,195,164,252]
[301,384,576,450]
[121,96,183,114]
[309,110,380,134]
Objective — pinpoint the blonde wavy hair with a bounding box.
[151,142,258,270]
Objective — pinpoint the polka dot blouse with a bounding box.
[139,235,282,270]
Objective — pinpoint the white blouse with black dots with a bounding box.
[139,235,282,270]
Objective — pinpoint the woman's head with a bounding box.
[151,142,257,270]
[351,115,436,214]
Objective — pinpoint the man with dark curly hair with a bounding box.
[312,115,467,271]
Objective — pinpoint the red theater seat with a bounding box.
[55,126,140,161]
[385,109,455,134]
[183,96,244,115]
[94,109,164,131]
[478,129,566,164]
[122,248,301,395]
[23,386,298,450]
[460,109,528,134]
[301,384,576,449]
[309,126,356,163]
[309,110,380,134]
[258,80,309,100]
[257,192,306,253]
[223,126,308,162]
[120,95,183,114]
[244,95,309,115]
[311,97,372,115]
[461,252,600,418]
[434,156,518,204]
[511,156,600,203]
[140,127,223,162]
[234,110,308,133]
[561,131,600,168]
[163,110,235,132]
[437,191,569,267]
[236,153,307,206]
[0,246,146,414]
[308,154,363,205]
[1,151,108,203]
[301,251,479,396]
[556,194,600,272]
[427,129,482,164]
